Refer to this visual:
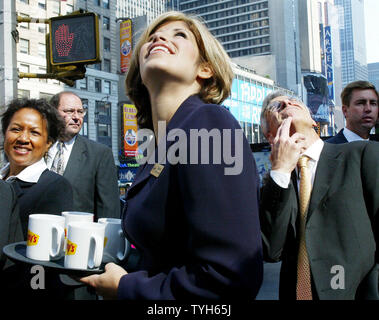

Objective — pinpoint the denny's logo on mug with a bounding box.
[25,214,65,261]
[27,230,40,246]
[66,240,78,255]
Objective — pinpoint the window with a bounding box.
[19,63,29,74]
[80,99,89,137]
[19,13,29,29]
[19,39,29,54]
[38,0,46,9]
[103,0,109,9]
[94,0,100,6]
[38,43,46,57]
[103,16,110,30]
[98,123,111,137]
[104,37,111,52]
[38,24,46,33]
[39,67,47,83]
[79,77,88,90]
[19,64,30,81]
[40,92,53,100]
[52,0,60,14]
[95,79,101,92]
[19,0,29,3]
[66,4,74,14]
[104,80,111,94]
[18,89,30,98]
[96,101,111,116]
[93,63,101,70]
[103,59,111,73]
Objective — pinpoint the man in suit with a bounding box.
[48,91,120,299]
[259,90,379,300]
[48,91,120,220]
[327,81,378,144]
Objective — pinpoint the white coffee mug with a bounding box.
[64,222,105,270]
[98,218,130,263]
[61,211,94,239]
[26,214,65,261]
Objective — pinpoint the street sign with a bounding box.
[49,12,100,65]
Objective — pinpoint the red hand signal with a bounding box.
[55,24,74,57]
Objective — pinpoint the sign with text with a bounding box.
[324,26,335,103]
[120,19,132,73]
[223,79,273,124]
[123,104,138,157]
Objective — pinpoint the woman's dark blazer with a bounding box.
[11,169,74,237]
[1,169,73,299]
[118,95,263,300]
[0,180,21,271]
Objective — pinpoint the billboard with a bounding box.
[324,26,335,103]
[303,74,329,123]
[120,19,132,73]
[119,165,139,183]
[222,79,273,124]
[123,104,138,157]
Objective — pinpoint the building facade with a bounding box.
[14,0,168,168]
[116,0,166,24]
[15,0,120,162]
[170,0,302,96]
[224,63,294,144]
[334,0,368,87]
[368,62,379,90]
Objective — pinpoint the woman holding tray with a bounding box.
[81,11,263,300]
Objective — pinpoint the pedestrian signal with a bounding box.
[49,12,100,65]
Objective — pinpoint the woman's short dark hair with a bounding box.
[1,98,65,144]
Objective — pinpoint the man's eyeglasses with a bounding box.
[62,108,87,117]
[267,98,302,113]
[267,100,286,113]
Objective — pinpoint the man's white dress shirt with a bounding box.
[270,139,325,189]
[342,127,369,142]
[46,136,77,172]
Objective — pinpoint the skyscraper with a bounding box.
[334,0,368,87]
[117,0,166,24]
[170,0,302,95]
[368,62,379,90]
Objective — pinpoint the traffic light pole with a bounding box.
[19,64,86,87]
[0,0,17,167]
[16,12,91,87]
[16,15,76,86]
[0,0,17,107]
[16,16,49,24]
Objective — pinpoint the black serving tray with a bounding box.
[3,241,105,277]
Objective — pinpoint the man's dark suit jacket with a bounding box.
[325,129,348,144]
[260,141,379,300]
[63,135,120,219]
[0,180,21,271]
[327,128,378,144]
[118,95,263,300]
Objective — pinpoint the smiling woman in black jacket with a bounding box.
[0,98,73,299]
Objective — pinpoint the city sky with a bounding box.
[365,0,379,64]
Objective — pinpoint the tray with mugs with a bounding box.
[3,212,131,276]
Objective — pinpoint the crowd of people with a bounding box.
[0,11,378,301]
